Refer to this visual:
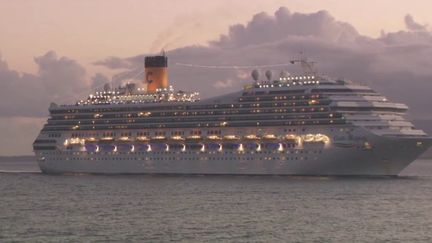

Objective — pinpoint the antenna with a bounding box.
[289,51,317,75]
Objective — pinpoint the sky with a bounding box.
[0,0,432,155]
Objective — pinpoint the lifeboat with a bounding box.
[117,136,132,142]
[64,138,85,150]
[186,135,201,141]
[284,134,298,142]
[66,138,85,145]
[223,135,240,140]
[136,136,150,142]
[262,134,278,140]
[303,134,315,142]
[207,142,222,151]
[244,134,260,141]
[151,136,167,141]
[314,134,330,143]
[170,136,185,141]
[85,137,98,143]
[99,137,114,142]
[206,135,222,141]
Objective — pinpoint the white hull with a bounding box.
[37,135,432,176]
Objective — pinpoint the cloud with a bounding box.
[3,6,432,155]
[211,8,359,48]
[213,79,233,88]
[405,14,427,31]
[90,73,110,91]
[96,7,432,119]
[0,7,413,119]
[0,51,88,117]
[34,51,87,98]
[236,70,249,79]
[0,116,45,156]
[93,56,132,70]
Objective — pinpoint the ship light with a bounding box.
[95,145,99,153]
[200,144,205,152]
[131,145,135,152]
[113,145,118,152]
[119,136,130,141]
[147,145,152,152]
[224,135,239,140]
[68,137,85,145]
[363,142,372,150]
[238,143,244,152]
[218,144,223,152]
[278,143,284,152]
[138,112,151,117]
[314,134,330,144]
[263,134,277,140]
[166,144,169,152]
[181,144,186,152]
[86,137,97,142]
[137,136,149,141]
[207,135,221,140]
[308,100,318,105]
[303,134,315,142]
[101,136,114,141]
[256,144,262,152]
[244,134,260,140]
[297,136,303,147]
[152,136,166,140]
[187,135,201,140]
[171,136,184,141]
[284,134,297,140]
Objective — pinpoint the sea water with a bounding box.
[0,159,432,242]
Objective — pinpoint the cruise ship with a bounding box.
[33,54,432,175]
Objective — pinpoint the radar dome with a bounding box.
[265,70,272,81]
[251,69,260,81]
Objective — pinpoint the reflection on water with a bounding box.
[0,159,431,242]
